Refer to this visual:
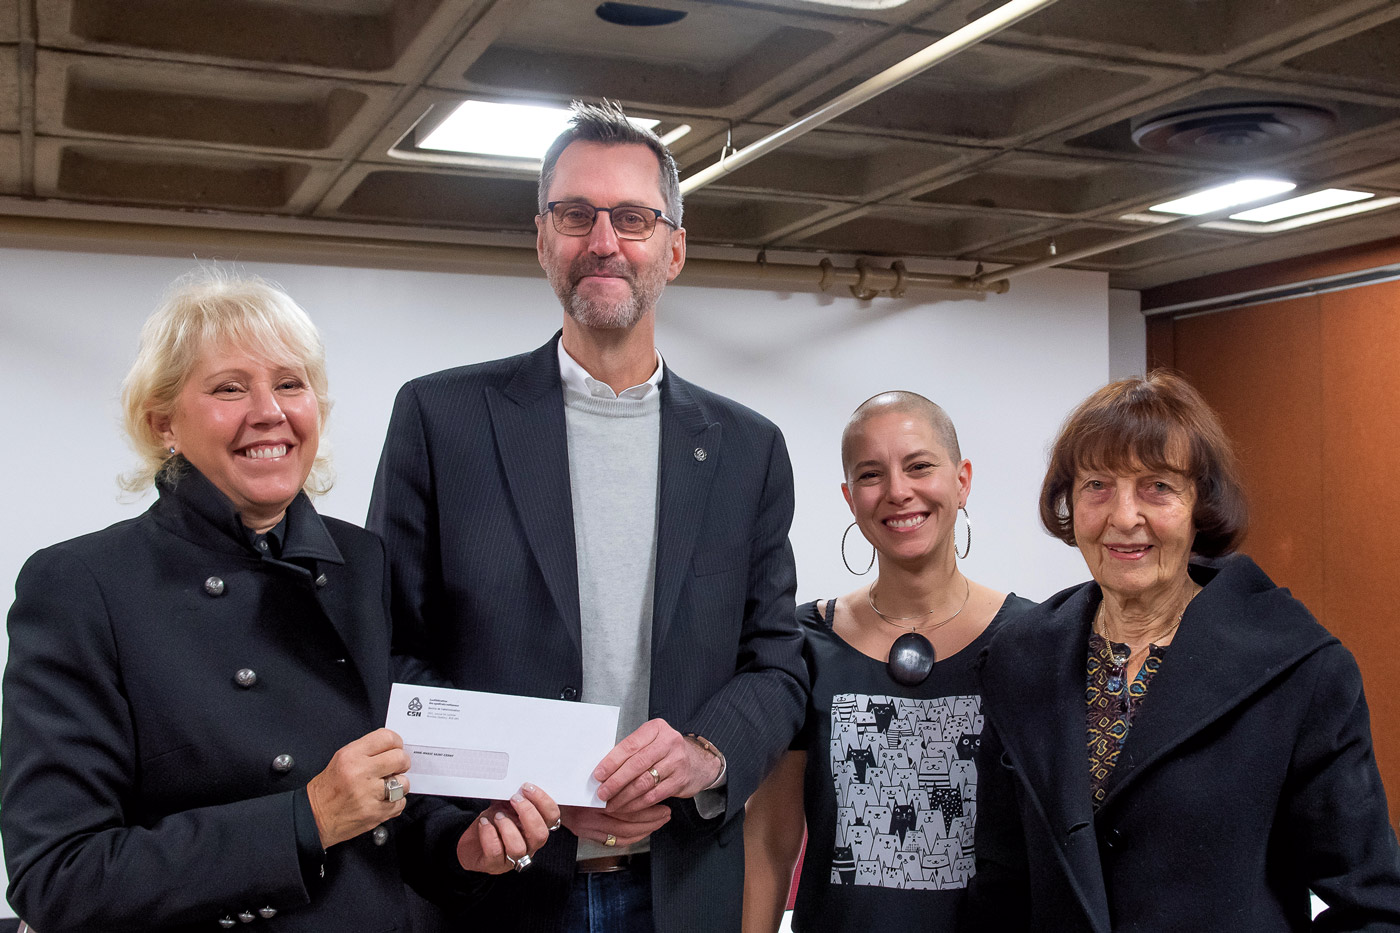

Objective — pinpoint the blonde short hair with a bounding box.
[120,271,333,495]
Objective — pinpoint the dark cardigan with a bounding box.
[964,554,1400,932]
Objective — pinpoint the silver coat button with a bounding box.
[219,918,236,929]
[372,824,390,846]
[315,573,328,588]
[259,907,277,919]
[238,910,255,923]
[693,447,707,462]
[234,669,257,688]
[271,754,294,773]
[204,577,225,596]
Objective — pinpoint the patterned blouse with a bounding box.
[1085,632,1169,807]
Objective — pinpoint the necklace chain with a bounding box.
[867,577,971,634]
[1095,590,1196,667]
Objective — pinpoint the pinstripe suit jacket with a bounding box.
[367,333,806,932]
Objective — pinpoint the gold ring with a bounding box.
[648,767,660,786]
[604,834,617,847]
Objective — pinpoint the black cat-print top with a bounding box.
[788,595,1033,933]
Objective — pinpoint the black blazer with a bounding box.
[368,334,807,932]
[1,468,413,932]
[965,554,1400,932]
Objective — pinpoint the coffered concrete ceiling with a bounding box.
[5,0,1400,289]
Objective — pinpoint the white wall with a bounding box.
[0,246,1113,915]
[1109,287,1147,380]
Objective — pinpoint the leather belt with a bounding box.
[576,853,650,873]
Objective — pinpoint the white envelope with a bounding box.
[386,682,620,807]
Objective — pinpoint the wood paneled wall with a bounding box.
[1145,249,1400,826]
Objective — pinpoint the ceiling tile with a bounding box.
[990,225,1239,274]
[0,134,19,193]
[0,44,16,133]
[1052,77,1400,170]
[683,192,845,247]
[431,0,881,117]
[791,206,1051,257]
[910,152,1211,217]
[33,139,330,211]
[37,0,472,77]
[782,38,1169,146]
[34,51,392,154]
[706,130,974,202]
[923,0,1387,63]
[326,166,539,230]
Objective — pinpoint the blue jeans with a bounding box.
[562,858,653,933]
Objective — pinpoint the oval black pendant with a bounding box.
[887,632,935,686]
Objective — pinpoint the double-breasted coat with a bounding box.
[964,554,1400,932]
[367,334,807,932]
[1,467,420,932]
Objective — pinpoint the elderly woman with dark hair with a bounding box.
[964,371,1400,932]
[0,273,558,932]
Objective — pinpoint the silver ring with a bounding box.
[549,817,563,832]
[512,853,533,872]
[648,767,660,787]
[384,776,405,802]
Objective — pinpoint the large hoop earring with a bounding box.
[841,522,875,575]
[955,506,972,560]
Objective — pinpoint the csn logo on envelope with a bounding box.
[407,697,422,717]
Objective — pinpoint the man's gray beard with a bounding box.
[566,291,646,330]
[548,255,669,330]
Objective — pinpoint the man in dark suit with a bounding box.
[368,101,806,932]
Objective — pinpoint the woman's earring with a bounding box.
[841,522,875,575]
[168,446,176,456]
[955,506,972,560]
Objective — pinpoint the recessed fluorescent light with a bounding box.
[1120,194,1400,234]
[1229,188,1374,223]
[1150,178,1296,216]
[1247,195,1400,232]
[418,100,660,160]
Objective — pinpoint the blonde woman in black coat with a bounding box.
[1,274,558,932]
[965,372,1400,932]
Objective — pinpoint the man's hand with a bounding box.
[592,719,722,814]
[560,803,672,847]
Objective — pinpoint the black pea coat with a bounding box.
[1,467,414,932]
[964,554,1400,932]
[367,334,807,933]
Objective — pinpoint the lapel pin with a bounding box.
[693,447,707,462]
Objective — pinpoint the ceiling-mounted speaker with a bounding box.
[1131,103,1338,159]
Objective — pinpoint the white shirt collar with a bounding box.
[557,340,665,401]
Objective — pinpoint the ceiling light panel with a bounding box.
[417,100,659,160]
[1229,188,1373,223]
[1149,178,1296,216]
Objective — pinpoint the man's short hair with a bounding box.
[537,100,683,226]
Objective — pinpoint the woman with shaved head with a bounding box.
[742,391,1031,933]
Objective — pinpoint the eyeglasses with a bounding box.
[544,201,679,240]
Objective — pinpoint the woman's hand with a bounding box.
[306,728,410,848]
[456,783,561,874]
[560,801,672,848]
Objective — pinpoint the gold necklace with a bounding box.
[867,576,971,634]
[1094,596,1189,668]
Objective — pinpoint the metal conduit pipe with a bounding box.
[678,0,1064,195]
[0,213,1004,296]
[680,256,1008,295]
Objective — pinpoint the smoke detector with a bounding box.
[1131,103,1338,159]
